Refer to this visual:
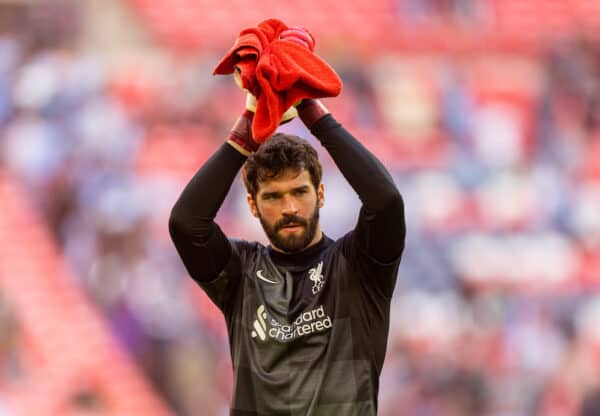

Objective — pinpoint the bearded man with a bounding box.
[169,96,406,415]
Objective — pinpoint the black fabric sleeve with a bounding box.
[310,115,406,263]
[168,143,246,283]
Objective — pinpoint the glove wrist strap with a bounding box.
[227,110,258,156]
[297,99,329,129]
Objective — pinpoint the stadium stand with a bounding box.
[0,171,171,415]
[126,0,600,53]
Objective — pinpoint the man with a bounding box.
[169,97,406,415]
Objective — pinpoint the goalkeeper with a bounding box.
[169,28,406,416]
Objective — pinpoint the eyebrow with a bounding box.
[260,185,311,199]
[292,185,311,192]
[261,191,281,199]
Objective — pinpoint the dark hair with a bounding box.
[243,133,322,197]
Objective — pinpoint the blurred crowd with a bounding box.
[2,1,600,415]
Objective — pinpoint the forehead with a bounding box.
[257,168,313,193]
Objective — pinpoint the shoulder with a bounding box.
[334,231,401,278]
[332,231,356,256]
[229,238,266,260]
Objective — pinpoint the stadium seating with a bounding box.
[126,0,600,54]
[0,171,171,415]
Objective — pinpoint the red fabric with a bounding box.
[213,19,342,142]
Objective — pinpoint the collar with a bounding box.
[267,235,332,267]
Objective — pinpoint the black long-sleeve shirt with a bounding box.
[169,114,406,416]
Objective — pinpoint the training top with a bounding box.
[169,115,406,416]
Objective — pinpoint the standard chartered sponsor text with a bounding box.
[265,305,332,342]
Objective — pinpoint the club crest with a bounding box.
[308,261,324,295]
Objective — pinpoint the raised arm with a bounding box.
[168,111,255,283]
[297,99,406,264]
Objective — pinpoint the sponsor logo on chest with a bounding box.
[251,304,332,342]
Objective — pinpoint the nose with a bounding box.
[280,194,298,215]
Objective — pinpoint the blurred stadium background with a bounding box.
[0,0,600,414]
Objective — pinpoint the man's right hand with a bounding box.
[227,109,257,156]
[246,92,298,127]
[228,90,300,156]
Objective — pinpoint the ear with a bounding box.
[247,194,260,218]
[317,183,325,208]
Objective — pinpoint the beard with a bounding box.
[259,205,320,253]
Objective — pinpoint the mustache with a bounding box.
[275,215,308,230]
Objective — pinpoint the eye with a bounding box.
[292,188,309,196]
[262,193,279,200]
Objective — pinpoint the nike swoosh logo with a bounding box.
[256,270,278,284]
